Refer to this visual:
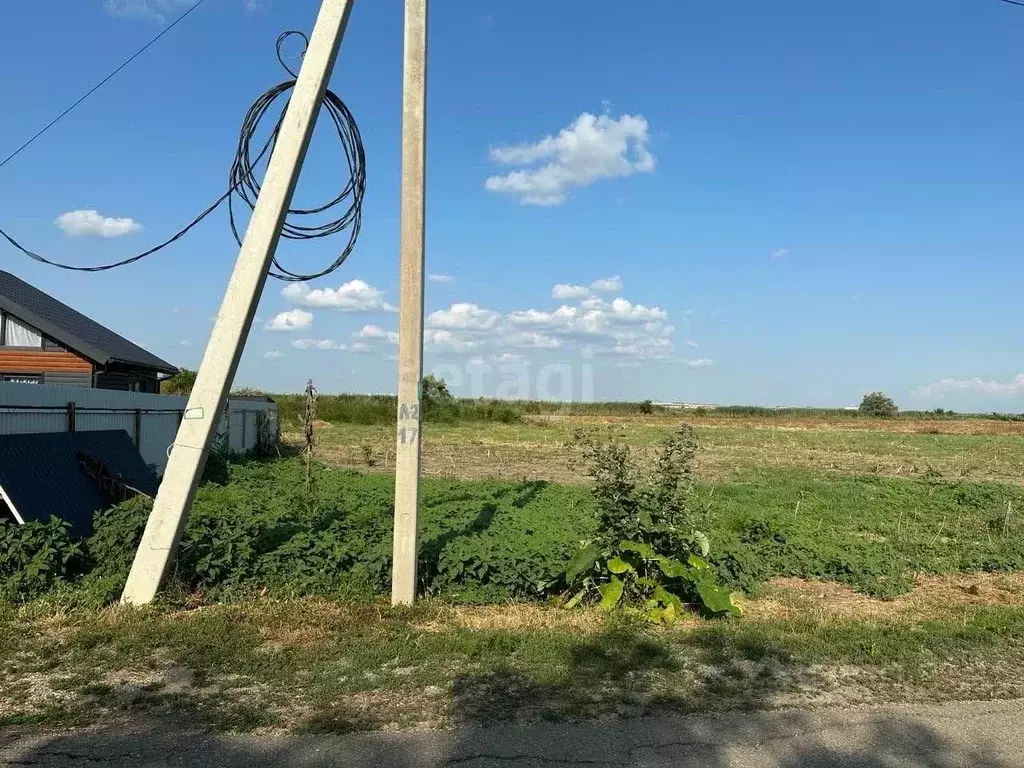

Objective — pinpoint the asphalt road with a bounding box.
[2,699,1022,767]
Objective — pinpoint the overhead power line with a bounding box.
[0,32,365,282]
[997,0,1024,6]
[0,0,209,172]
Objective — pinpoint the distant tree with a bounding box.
[162,368,197,396]
[421,374,456,421]
[639,399,654,415]
[859,391,899,418]
[422,374,454,408]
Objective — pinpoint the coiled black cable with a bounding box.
[0,31,364,283]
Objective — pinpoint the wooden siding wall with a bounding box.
[0,349,92,375]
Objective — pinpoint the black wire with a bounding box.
[998,0,1024,6]
[0,32,365,283]
[0,0,209,172]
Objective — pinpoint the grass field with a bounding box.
[3,404,1024,734]
[4,584,1024,732]
[285,413,1024,486]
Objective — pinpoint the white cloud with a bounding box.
[428,273,455,284]
[282,280,396,313]
[684,358,714,368]
[265,309,313,332]
[552,284,592,300]
[350,342,372,353]
[427,303,501,331]
[104,0,189,22]
[502,331,562,350]
[421,273,681,363]
[56,210,142,238]
[615,361,642,368]
[485,112,655,206]
[685,340,699,348]
[507,306,581,329]
[263,349,283,360]
[913,374,1024,399]
[424,290,675,360]
[608,298,668,324]
[354,325,399,345]
[292,338,346,350]
[178,340,192,347]
[771,248,789,261]
[610,338,672,357]
[590,276,623,293]
[425,329,479,352]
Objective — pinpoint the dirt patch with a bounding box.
[756,573,1024,621]
[443,604,606,633]
[0,672,78,719]
[258,624,331,652]
[294,688,444,733]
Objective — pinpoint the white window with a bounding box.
[2,314,43,347]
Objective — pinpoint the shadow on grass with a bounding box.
[1,619,1015,766]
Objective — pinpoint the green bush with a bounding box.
[161,368,197,396]
[0,518,81,602]
[5,453,1024,608]
[859,391,899,418]
[561,425,741,620]
[273,389,523,429]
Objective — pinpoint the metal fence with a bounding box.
[0,382,278,474]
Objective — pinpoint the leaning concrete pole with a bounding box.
[391,0,428,606]
[122,0,358,605]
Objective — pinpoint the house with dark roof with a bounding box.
[0,270,177,392]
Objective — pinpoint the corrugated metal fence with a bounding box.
[0,382,278,474]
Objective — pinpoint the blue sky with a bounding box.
[1,0,1022,410]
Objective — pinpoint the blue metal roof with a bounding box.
[0,430,158,537]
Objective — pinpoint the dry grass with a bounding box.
[440,604,608,633]
[287,411,1024,485]
[751,573,1024,622]
[410,575,1024,634]
[6,581,1024,734]
[543,413,1024,437]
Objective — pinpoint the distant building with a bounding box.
[0,270,176,392]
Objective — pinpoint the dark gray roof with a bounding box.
[0,430,158,537]
[0,270,177,375]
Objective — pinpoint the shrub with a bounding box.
[0,518,81,601]
[231,386,267,397]
[422,375,456,422]
[162,368,197,396]
[859,391,899,418]
[560,425,741,621]
[639,400,654,415]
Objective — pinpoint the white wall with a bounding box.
[0,382,278,474]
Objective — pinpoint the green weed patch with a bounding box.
[3,460,1024,606]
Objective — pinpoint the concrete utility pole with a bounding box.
[391,0,428,607]
[121,0,357,605]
